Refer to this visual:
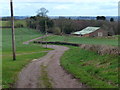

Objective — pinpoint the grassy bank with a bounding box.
[44,35,118,46]
[2,28,50,88]
[61,46,119,88]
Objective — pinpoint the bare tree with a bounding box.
[36,7,49,17]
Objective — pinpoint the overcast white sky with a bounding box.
[0,0,119,16]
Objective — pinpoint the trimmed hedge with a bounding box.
[34,41,81,46]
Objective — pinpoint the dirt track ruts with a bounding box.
[15,36,87,88]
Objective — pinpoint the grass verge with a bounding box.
[60,46,119,88]
[3,52,47,88]
[40,64,52,88]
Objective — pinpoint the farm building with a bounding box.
[71,27,108,37]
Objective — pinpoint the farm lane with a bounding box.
[23,35,50,44]
[15,36,86,88]
[43,45,86,88]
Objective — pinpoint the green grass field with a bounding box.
[2,25,119,88]
[0,20,27,27]
[44,35,118,46]
[43,35,119,88]
[0,21,9,27]
[2,28,50,88]
[61,46,119,88]
[0,28,2,88]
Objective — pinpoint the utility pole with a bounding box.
[45,21,48,48]
[10,0,16,60]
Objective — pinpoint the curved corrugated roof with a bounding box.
[72,27,100,35]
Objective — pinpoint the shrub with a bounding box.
[52,27,61,35]
[80,44,120,55]
[15,23,24,28]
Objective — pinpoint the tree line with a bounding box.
[26,8,118,35]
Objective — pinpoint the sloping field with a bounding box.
[2,28,51,88]
[0,20,27,27]
[44,35,118,46]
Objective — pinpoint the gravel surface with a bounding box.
[15,37,87,88]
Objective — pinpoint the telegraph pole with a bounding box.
[45,21,48,48]
[10,0,16,60]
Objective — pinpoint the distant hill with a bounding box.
[1,16,29,20]
[1,16,118,21]
[49,16,118,21]
[14,16,29,19]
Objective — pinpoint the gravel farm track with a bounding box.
[15,36,87,88]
